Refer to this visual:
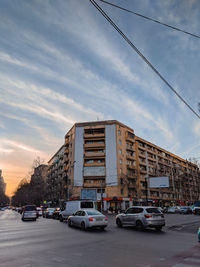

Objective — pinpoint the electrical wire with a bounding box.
[90,0,200,120]
[98,0,200,39]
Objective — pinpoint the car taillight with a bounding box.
[144,214,152,218]
[105,216,108,221]
[89,217,93,221]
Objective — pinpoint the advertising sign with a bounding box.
[149,176,169,188]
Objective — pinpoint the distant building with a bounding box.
[0,170,6,194]
[46,120,200,210]
[30,164,48,206]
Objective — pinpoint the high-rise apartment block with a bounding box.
[46,120,200,210]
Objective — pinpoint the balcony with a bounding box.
[84,142,105,148]
[84,162,105,167]
[127,164,135,170]
[84,151,105,158]
[84,133,105,139]
[126,145,134,151]
[126,154,135,161]
[64,148,69,155]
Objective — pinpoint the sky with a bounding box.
[0,0,200,197]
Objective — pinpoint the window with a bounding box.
[119,149,122,154]
[126,207,143,214]
[86,160,94,164]
[120,159,122,165]
[81,202,94,209]
[119,139,122,145]
[118,130,121,136]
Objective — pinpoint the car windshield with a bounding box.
[25,206,36,211]
[86,210,102,216]
[80,202,94,209]
[146,208,161,214]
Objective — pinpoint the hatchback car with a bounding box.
[68,209,108,230]
[21,205,37,221]
[116,206,165,231]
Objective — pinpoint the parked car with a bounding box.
[116,206,165,231]
[43,208,55,218]
[68,209,108,230]
[193,201,200,215]
[167,206,180,214]
[21,205,37,221]
[179,206,192,214]
[59,200,96,222]
[36,207,42,216]
[52,208,60,220]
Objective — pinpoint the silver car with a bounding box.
[68,209,108,230]
[21,205,37,221]
[116,206,165,231]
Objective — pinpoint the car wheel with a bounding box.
[116,218,123,228]
[100,226,106,231]
[59,215,63,222]
[136,220,144,231]
[68,219,72,227]
[155,226,162,231]
[81,221,86,231]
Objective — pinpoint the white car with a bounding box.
[37,207,42,216]
[68,209,108,230]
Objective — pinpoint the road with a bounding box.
[0,210,199,267]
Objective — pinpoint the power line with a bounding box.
[98,0,200,39]
[90,0,200,120]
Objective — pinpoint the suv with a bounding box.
[116,206,165,231]
[21,205,37,221]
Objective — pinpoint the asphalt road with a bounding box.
[0,210,199,267]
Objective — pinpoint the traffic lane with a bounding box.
[0,211,197,267]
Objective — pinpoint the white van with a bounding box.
[59,200,96,222]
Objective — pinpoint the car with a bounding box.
[21,205,37,221]
[36,207,42,216]
[52,208,60,220]
[68,209,108,230]
[59,200,95,222]
[43,208,55,218]
[179,206,192,214]
[166,206,180,214]
[116,206,165,231]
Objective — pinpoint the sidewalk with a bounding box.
[152,244,200,267]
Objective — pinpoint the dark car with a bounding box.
[52,208,60,220]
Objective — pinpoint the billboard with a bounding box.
[81,189,97,201]
[149,176,169,188]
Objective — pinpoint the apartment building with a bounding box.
[46,120,200,210]
[62,120,138,211]
[46,145,65,206]
[135,136,200,206]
